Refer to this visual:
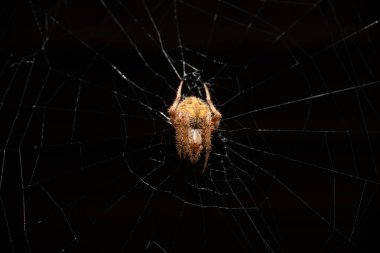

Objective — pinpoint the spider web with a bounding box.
[0,0,380,252]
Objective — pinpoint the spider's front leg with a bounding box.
[168,80,183,122]
[203,83,221,129]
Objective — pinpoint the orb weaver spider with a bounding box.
[168,80,221,173]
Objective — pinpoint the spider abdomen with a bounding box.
[177,97,210,120]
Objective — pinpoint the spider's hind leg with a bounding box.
[202,149,210,173]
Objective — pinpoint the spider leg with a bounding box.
[177,124,187,159]
[202,148,210,173]
[176,142,183,159]
[201,127,212,173]
[168,80,183,121]
[203,83,221,129]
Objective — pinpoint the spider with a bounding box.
[168,80,221,173]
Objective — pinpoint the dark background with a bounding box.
[0,0,380,252]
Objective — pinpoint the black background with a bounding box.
[0,0,380,252]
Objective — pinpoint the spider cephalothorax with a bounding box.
[168,80,221,172]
